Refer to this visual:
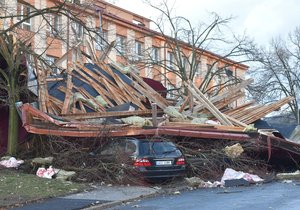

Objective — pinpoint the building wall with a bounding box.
[9,0,248,99]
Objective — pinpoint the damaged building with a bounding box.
[1,0,300,171]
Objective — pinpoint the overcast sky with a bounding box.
[108,0,300,46]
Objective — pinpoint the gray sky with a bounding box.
[108,0,300,46]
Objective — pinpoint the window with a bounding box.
[225,68,233,77]
[17,3,31,31]
[166,83,176,99]
[139,141,179,156]
[151,47,160,63]
[182,56,189,70]
[45,55,59,74]
[207,64,212,71]
[135,41,143,56]
[101,141,126,155]
[182,56,190,76]
[116,35,126,55]
[95,30,108,51]
[145,67,152,78]
[125,141,136,155]
[72,22,84,39]
[195,61,201,75]
[167,52,175,70]
[47,14,61,37]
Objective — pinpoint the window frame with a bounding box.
[167,52,175,70]
[17,3,32,31]
[95,30,108,51]
[72,21,84,39]
[151,47,160,63]
[45,55,59,74]
[116,35,126,55]
[135,40,143,56]
[47,14,62,37]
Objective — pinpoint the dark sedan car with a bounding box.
[96,137,186,179]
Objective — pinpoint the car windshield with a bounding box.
[139,141,179,156]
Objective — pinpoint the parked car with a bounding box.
[94,137,186,179]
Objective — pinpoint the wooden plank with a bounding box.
[99,41,115,62]
[76,62,131,106]
[110,63,169,109]
[78,101,86,113]
[58,86,107,112]
[185,81,233,126]
[223,114,248,127]
[194,78,253,112]
[72,64,114,107]
[61,67,73,114]
[178,95,190,113]
[242,97,294,124]
[62,109,162,120]
[223,100,255,116]
[76,87,106,112]
[201,91,245,114]
[96,62,147,110]
[53,43,81,67]
[85,39,98,63]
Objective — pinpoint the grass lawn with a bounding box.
[0,168,88,208]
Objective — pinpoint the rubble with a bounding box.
[185,177,222,188]
[185,177,206,188]
[276,170,300,180]
[55,169,76,181]
[221,168,264,185]
[31,157,54,166]
[224,143,244,159]
[36,166,56,179]
[0,157,24,168]
[10,40,300,182]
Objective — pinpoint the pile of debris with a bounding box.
[20,58,293,137]
[17,46,300,170]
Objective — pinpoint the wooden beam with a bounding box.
[62,109,162,120]
[185,81,233,126]
[194,78,254,112]
[99,41,115,62]
[61,67,73,114]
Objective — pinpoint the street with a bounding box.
[109,181,300,210]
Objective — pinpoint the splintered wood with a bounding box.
[34,55,293,133]
[40,60,169,119]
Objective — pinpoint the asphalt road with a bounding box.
[110,181,300,210]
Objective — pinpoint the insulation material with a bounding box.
[224,143,244,158]
[191,117,208,124]
[86,99,100,111]
[74,92,86,102]
[121,116,153,127]
[95,95,107,107]
[164,106,185,120]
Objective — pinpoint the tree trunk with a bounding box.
[7,81,19,156]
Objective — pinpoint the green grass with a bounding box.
[0,169,88,208]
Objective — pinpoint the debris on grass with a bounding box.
[0,157,24,168]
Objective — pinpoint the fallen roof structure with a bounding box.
[18,46,300,161]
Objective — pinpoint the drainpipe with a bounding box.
[96,7,103,45]
[163,41,167,87]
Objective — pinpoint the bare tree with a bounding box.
[246,27,300,122]
[0,0,108,155]
[137,0,251,97]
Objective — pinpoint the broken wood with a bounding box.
[185,81,233,126]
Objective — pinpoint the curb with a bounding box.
[83,191,159,210]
